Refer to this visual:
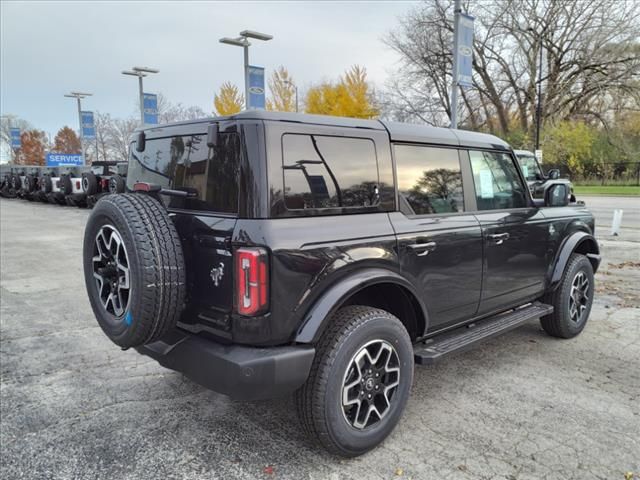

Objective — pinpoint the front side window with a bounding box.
[395,145,464,215]
[469,150,527,210]
[282,134,380,212]
[127,133,240,213]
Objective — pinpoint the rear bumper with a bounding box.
[136,330,315,401]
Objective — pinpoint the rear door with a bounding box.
[466,149,549,315]
[390,144,483,330]
[127,126,242,327]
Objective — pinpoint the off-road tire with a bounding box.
[295,306,413,457]
[109,174,125,194]
[59,174,73,195]
[83,193,186,349]
[11,174,22,191]
[24,175,36,192]
[82,172,98,195]
[40,176,52,193]
[541,253,594,338]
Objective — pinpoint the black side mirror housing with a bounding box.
[135,131,146,152]
[545,183,569,207]
[547,169,560,180]
[207,124,219,148]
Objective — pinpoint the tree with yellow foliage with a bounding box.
[267,66,297,112]
[214,82,243,116]
[305,65,378,119]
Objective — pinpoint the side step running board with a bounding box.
[414,302,553,365]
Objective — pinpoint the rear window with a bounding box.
[282,134,380,212]
[127,133,240,214]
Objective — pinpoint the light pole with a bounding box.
[450,0,462,129]
[64,91,92,164]
[219,30,273,110]
[122,66,159,125]
[527,26,547,153]
[284,80,299,112]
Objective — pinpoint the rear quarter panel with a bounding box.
[232,214,399,345]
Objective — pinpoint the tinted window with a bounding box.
[395,145,464,215]
[282,134,380,211]
[127,133,240,214]
[469,150,527,210]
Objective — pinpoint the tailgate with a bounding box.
[172,213,237,330]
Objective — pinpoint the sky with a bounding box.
[1,0,419,141]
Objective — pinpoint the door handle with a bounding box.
[488,232,510,245]
[408,241,437,256]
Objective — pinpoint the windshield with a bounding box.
[516,154,543,182]
[127,132,241,214]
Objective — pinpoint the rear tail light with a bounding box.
[235,247,269,316]
[76,181,81,189]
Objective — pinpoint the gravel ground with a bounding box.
[1,197,638,480]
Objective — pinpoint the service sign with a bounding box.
[46,153,84,167]
[10,128,21,149]
[143,93,159,124]
[81,111,95,139]
[247,65,266,110]
[457,13,475,87]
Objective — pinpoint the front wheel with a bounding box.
[295,306,414,457]
[542,253,594,338]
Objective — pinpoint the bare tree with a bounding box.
[384,0,640,142]
[157,93,207,124]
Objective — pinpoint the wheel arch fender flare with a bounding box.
[294,268,430,344]
[549,231,600,290]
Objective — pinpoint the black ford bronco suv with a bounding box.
[83,111,600,457]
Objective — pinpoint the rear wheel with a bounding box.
[59,174,72,195]
[109,174,125,194]
[83,193,186,349]
[82,172,98,195]
[295,306,413,457]
[40,176,52,193]
[541,253,594,338]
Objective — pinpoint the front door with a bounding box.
[466,149,549,315]
[390,145,483,331]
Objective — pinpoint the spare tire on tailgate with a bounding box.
[83,193,186,349]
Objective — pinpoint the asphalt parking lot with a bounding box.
[1,196,638,480]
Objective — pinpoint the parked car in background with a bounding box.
[514,150,576,203]
[84,161,128,208]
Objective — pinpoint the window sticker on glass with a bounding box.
[521,165,529,179]
[479,169,494,199]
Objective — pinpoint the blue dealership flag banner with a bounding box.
[81,111,96,139]
[143,93,159,124]
[247,65,266,109]
[46,153,84,167]
[457,13,475,87]
[10,128,21,148]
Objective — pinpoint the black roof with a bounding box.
[139,110,510,150]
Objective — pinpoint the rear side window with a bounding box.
[469,150,527,210]
[394,145,464,215]
[127,133,240,214]
[282,134,380,212]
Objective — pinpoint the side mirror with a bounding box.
[207,124,219,148]
[135,131,146,152]
[545,183,569,207]
[547,169,560,180]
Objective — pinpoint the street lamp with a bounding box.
[122,66,159,125]
[219,30,273,110]
[527,27,547,153]
[284,80,299,113]
[64,91,92,164]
